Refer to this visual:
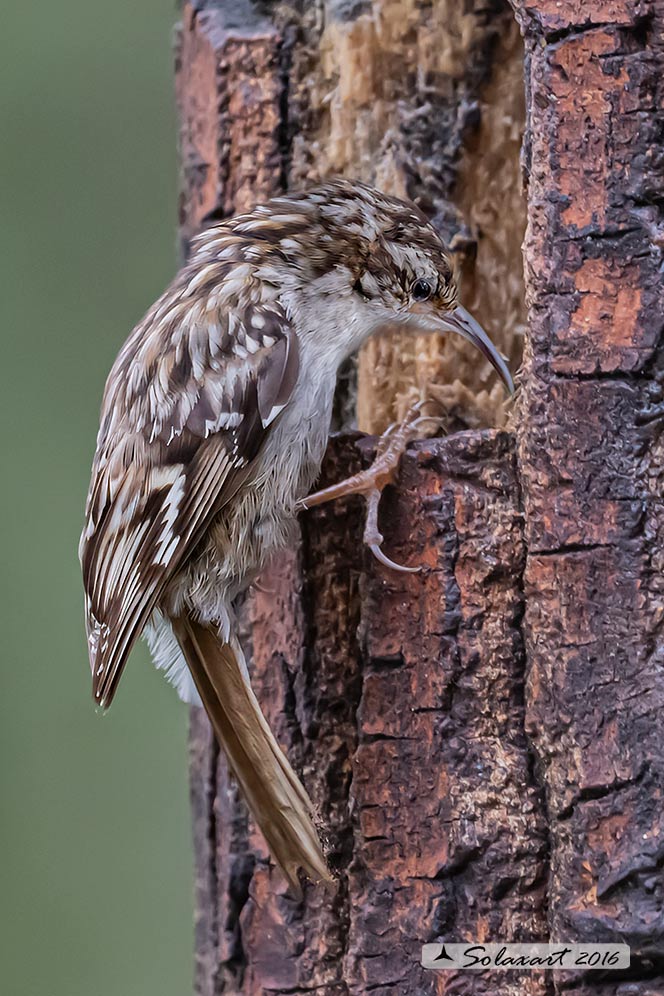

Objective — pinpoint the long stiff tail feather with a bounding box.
[172,615,331,891]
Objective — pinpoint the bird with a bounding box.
[80,178,512,891]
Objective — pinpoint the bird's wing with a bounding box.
[80,294,299,708]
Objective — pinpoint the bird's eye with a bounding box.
[411,278,433,302]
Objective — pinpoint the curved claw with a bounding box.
[368,543,422,574]
[300,404,439,575]
[364,486,422,573]
[408,415,445,435]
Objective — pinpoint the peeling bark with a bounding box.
[175,0,526,433]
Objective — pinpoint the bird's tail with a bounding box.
[172,615,331,891]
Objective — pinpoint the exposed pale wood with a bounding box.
[177,0,526,433]
[283,0,526,432]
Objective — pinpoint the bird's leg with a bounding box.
[299,402,444,572]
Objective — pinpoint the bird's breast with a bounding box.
[256,373,336,507]
[168,348,337,626]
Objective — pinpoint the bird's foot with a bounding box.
[299,402,444,573]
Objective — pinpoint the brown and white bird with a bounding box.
[80,179,511,889]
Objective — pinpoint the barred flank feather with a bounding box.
[80,299,299,709]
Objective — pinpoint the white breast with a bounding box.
[152,272,379,694]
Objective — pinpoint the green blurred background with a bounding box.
[1,3,193,994]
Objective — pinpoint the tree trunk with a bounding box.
[176,1,664,993]
[512,1,664,991]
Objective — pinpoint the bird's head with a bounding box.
[217,179,513,392]
[328,182,514,394]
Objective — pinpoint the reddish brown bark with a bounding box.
[512,1,664,992]
[190,432,548,996]
[177,0,664,992]
[175,2,284,253]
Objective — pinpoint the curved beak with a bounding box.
[437,305,514,395]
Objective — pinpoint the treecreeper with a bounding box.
[80,179,512,890]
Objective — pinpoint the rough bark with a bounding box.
[190,432,548,996]
[176,0,664,992]
[512,1,664,991]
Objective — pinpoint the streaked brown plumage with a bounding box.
[80,179,511,889]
